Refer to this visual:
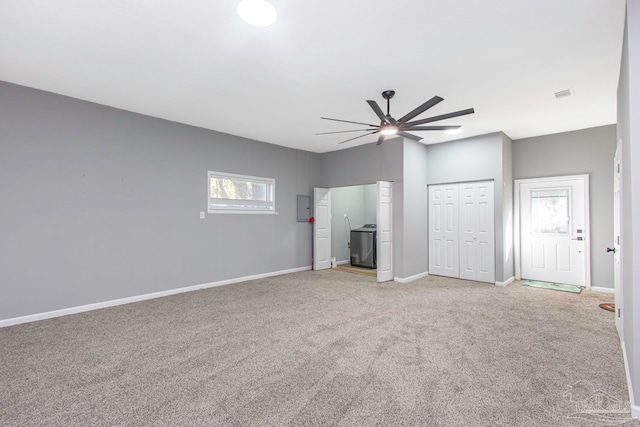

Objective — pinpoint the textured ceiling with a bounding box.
[0,0,626,152]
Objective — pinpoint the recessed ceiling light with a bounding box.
[237,0,277,27]
[444,128,464,135]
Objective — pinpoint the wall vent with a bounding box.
[554,89,573,99]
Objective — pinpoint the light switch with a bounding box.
[199,212,205,219]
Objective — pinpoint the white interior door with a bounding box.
[519,176,589,287]
[428,184,459,278]
[614,145,622,336]
[313,188,331,270]
[377,181,393,282]
[459,181,495,283]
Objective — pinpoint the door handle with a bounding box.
[607,247,616,254]
[571,237,584,241]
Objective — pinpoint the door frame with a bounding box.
[314,183,395,281]
[614,143,623,337]
[514,174,591,288]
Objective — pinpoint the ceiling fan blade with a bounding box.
[366,100,390,124]
[321,117,379,127]
[405,108,475,127]
[397,131,423,141]
[316,128,377,135]
[338,130,379,145]
[403,125,461,131]
[375,134,385,145]
[397,96,444,124]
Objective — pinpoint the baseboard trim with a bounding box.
[621,339,640,419]
[337,259,350,265]
[0,266,312,328]
[590,286,615,294]
[394,271,429,284]
[495,276,515,287]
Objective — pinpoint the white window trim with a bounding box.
[207,171,275,214]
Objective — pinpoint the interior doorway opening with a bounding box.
[313,182,394,282]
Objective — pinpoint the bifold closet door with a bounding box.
[428,184,459,278]
[429,181,495,283]
[459,182,495,283]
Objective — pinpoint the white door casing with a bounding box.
[459,181,495,283]
[377,181,394,282]
[614,145,622,336]
[313,188,331,270]
[515,175,590,287]
[428,184,459,278]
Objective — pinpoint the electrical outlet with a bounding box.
[199,212,205,219]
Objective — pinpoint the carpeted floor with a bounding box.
[0,271,637,426]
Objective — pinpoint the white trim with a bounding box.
[590,286,615,294]
[495,276,515,287]
[337,259,350,265]
[621,339,640,419]
[394,271,429,283]
[513,174,591,288]
[0,266,311,328]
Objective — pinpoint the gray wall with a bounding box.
[318,138,430,280]
[400,140,429,278]
[617,1,640,411]
[319,138,409,278]
[363,184,377,224]
[0,82,320,320]
[427,132,510,282]
[330,185,376,263]
[512,125,617,289]
[502,134,514,280]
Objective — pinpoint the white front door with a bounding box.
[614,145,622,336]
[428,184,459,278]
[518,176,589,287]
[377,181,394,282]
[313,188,331,270]
[459,181,495,283]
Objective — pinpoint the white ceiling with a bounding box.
[0,0,627,153]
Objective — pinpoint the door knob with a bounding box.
[606,247,616,253]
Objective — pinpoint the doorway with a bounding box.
[514,175,591,288]
[313,182,394,282]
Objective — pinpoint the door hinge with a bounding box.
[618,308,621,318]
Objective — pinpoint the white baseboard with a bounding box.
[495,276,515,287]
[590,286,615,294]
[0,266,311,328]
[621,339,640,419]
[394,271,429,284]
[336,259,349,265]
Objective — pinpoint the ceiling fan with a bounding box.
[318,90,475,145]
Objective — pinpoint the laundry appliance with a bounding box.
[350,224,377,269]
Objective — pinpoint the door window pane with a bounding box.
[531,189,569,234]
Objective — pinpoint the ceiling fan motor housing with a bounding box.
[382,90,395,100]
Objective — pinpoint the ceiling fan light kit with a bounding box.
[319,90,475,146]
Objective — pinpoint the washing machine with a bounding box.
[350,224,376,268]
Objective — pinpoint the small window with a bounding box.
[208,171,275,214]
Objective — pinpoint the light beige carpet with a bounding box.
[0,271,637,426]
